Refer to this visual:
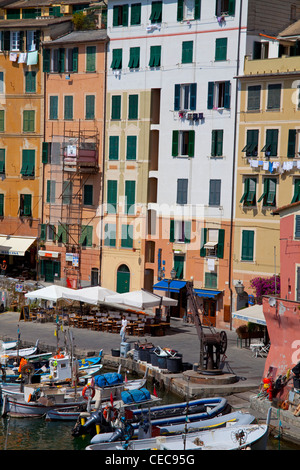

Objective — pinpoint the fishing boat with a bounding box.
[86,409,272,451]
[1,340,40,359]
[0,340,17,351]
[71,396,229,438]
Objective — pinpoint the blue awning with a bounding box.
[194,289,222,299]
[153,280,186,292]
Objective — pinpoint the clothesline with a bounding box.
[9,50,38,66]
[248,158,300,173]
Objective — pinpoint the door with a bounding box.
[41,259,60,283]
[203,299,216,327]
[116,264,130,293]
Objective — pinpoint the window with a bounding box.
[242,129,259,157]
[83,184,93,205]
[241,230,254,261]
[21,149,35,177]
[172,130,195,157]
[182,41,193,63]
[10,31,21,51]
[288,129,297,158]
[23,110,35,132]
[109,136,119,160]
[66,47,78,73]
[211,129,223,157]
[0,72,3,93]
[0,110,4,132]
[62,181,72,204]
[86,46,96,72]
[113,4,129,26]
[177,0,201,21]
[64,95,73,120]
[215,38,227,61]
[240,177,256,207]
[200,228,225,258]
[26,30,39,52]
[170,219,191,243]
[149,45,161,67]
[174,83,197,111]
[43,48,50,72]
[46,180,56,203]
[19,194,32,217]
[0,149,5,174]
[150,1,162,23]
[295,215,300,238]
[121,224,133,248]
[125,180,135,214]
[207,81,230,109]
[253,41,269,60]
[215,0,235,16]
[50,48,65,73]
[209,179,221,206]
[126,136,137,160]
[107,180,118,213]
[176,178,188,204]
[0,194,4,217]
[25,71,36,93]
[85,95,95,120]
[128,47,140,69]
[261,129,278,157]
[49,96,58,120]
[111,48,122,70]
[49,6,61,17]
[267,84,281,110]
[247,85,261,111]
[80,226,93,247]
[111,95,121,120]
[56,224,68,244]
[128,94,138,119]
[104,223,116,247]
[258,178,277,206]
[7,8,20,19]
[131,3,141,25]
[205,272,217,288]
[174,254,184,279]
[292,179,300,203]
[23,8,41,18]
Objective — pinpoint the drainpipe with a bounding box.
[229,0,243,330]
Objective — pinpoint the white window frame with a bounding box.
[26,30,36,51]
[10,31,20,51]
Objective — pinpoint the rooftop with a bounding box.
[43,28,107,44]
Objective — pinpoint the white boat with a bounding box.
[0,340,17,351]
[1,340,40,359]
[86,411,271,450]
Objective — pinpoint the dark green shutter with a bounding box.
[125,180,135,215]
[217,229,225,259]
[207,82,214,109]
[184,221,191,243]
[292,180,300,203]
[23,194,32,216]
[40,223,46,241]
[128,47,140,68]
[111,48,122,69]
[224,81,230,109]
[241,230,254,261]
[58,48,65,73]
[188,130,195,157]
[174,84,181,111]
[49,96,58,120]
[177,0,183,21]
[170,219,175,242]
[64,96,73,120]
[228,0,235,15]
[288,129,296,158]
[172,131,179,157]
[0,149,5,173]
[0,110,4,132]
[23,110,35,132]
[25,71,36,93]
[215,38,227,61]
[149,46,161,67]
[182,41,193,63]
[86,95,95,119]
[109,136,119,160]
[72,47,78,72]
[42,142,49,163]
[190,83,197,110]
[3,31,10,51]
[128,94,138,119]
[200,228,207,257]
[131,3,141,25]
[84,185,93,205]
[21,149,35,176]
[194,0,201,19]
[126,136,137,160]
[86,46,96,72]
[113,5,119,26]
[107,180,117,213]
[111,95,121,119]
[0,194,4,216]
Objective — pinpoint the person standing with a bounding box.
[120,315,128,343]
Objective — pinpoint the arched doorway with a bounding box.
[116,264,130,293]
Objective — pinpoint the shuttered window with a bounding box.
[56,224,68,244]
[242,129,258,157]
[49,96,58,120]
[126,136,137,160]
[111,48,122,70]
[174,255,184,279]
[109,136,119,160]
[113,4,129,26]
[86,46,96,72]
[292,179,300,203]
[64,95,73,120]
[107,180,118,213]
[0,194,4,217]
[170,220,191,243]
[240,177,256,206]
[128,47,140,68]
[295,215,300,238]
[128,94,138,119]
[0,149,5,174]
[287,129,297,158]
[261,129,278,157]
[23,110,35,132]
[172,130,195,157]
[209,179,221,206]
[177,0,201,21]
[43,48,50,72]
[121,224,133,248]
[211,130,223,156]
[267,84,281,110]
[111,95,121,120]
[62,181,72,204]
[205,272,217,288]
[83,185,93,205]
[85,95,95,120]
[0,110,4,132]
[104,223,116,247]
[80,225,93,247]
[25,71,36,93]
[21,149,35,176]
[215,37,227,61]
[258,178,276,206]
[182,41,193,63]
[241,230,254,261]
[46,180,56,203]
[177,179,188,204]
[150,1,162,23]
[19,194,32,217]
[149,45,161,67]
[131,3,141,25]
[247,85,261,111]
[125,180,135,215]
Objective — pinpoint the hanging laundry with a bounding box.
[297,161,300,169]
[18,53,27,63]
[258,161,263,166]
[207,258,215,271]
[27,50,38,65]
[263,161,269,170]
[269,162,273,172]
[272,162,280,169]
[9,53,17,62]
[250,159,259,168]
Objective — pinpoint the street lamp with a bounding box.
[235,280,245,296]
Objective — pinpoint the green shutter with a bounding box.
[200,227,207,257]
[22,194,32,216]
[109,136,119,160]
[64,96,73,120]
[266,178,276,206]
[107,180,117,213]
[104,223,116,247]
[174,255,184,279]
[0,149,5,173]
[23,110,35,132]
[288,129,297,158]
[149,45,161,67]
[125,180,135,215]
[58,48,65,73]
[194,0,201,19]
[126,136,137,160]
[247,85,261,111]
[0,110,5,132]
[184,221,191,243]
[174,84,181,111]
[40,223,46,241]
[111,48,122,70]
[224,81,230,109]
[190,83,197,110]
[111,95,121,119]
[241,230,254,261]
[150,1,162,23]
[0,194,4,216]
[86,95,95,120]
[207,82,214,109]
[2,31,10,51]
[128,94,138,119]
[56,224,67,244]
[49,96,58,120]
[86,45,96,72]
[228,0,235,16]
[172,131,179,157]
[128,47,140,68]
[84,185,93,205]
[72,47,78,72]
[292,180,300,203]
[217,229,225,259]
[258,179,268,203]
[113,5,119,26]
[182,41,193,63]
[21,149,35,176]
[177,0,183,21]
[215,38,227,61]
[170,219,175,242]
[121,224,133,248]
[131,3,141,25]
[42,142,49,164]
[25,71,36,93]
[188,131,195,157]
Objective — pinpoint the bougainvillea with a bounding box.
[250,275,280,304]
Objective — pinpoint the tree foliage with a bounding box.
[72,12,96,30]
[250,275,280,304]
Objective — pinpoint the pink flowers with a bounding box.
[250,275,280,304]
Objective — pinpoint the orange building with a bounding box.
[41,30,107,287]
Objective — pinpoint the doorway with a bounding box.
[116,264,130,293]
[203,299,216,327]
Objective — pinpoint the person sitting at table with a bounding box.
[120,315,128,343]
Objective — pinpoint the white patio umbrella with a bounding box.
[76,286,117,305]
[105,289,178,310]
[25,285,81,302]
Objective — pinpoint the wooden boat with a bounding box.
[1,340,40,358]
[0,340,17,351]
[86,409,272,451]
[89,410,255,444]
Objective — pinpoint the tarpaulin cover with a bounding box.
[94,372,123,388]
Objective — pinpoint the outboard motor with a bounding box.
[72,410,114,438]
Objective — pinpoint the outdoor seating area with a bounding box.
[21,285,175,337]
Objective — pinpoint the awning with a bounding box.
[204,241,218,248]
[153,280,186,292]
[194,289,222,299]
[232,304,266,326]
[0,235,36,256]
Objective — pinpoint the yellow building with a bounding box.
[233,35,300,308]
